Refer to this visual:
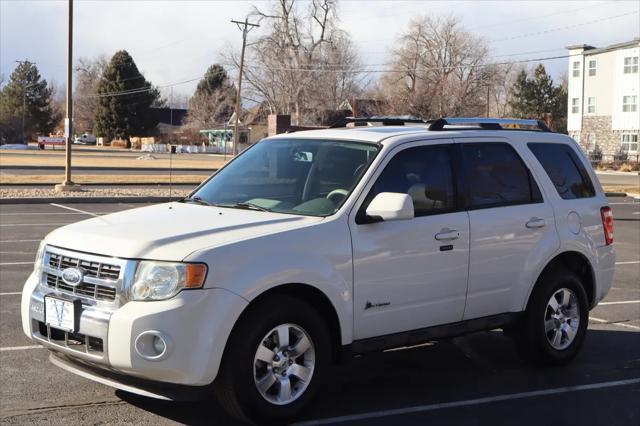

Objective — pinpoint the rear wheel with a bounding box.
[214,296,330,424]
[515,268,589,365]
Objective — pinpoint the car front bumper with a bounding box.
[22,271,248,387]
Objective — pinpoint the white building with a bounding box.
[566,39,639,161]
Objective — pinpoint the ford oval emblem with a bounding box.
[61,267,83,287]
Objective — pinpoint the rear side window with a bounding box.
[369,145,456,217]
[528,143,596,199]
[461,143,542,209]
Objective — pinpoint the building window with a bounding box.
[624,57,639,74]
[621,133,639,153]
[571,98,580,114]
[572,61,581,77]
[587,97,596,114]
[623,96,638,112]
[586,133,597,152]
[588,60,597,76]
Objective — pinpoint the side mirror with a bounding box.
[365,192,414,222]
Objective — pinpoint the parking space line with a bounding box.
[0,345,43,352]
[590,317,640,331]
[0,262,33,265]
[0,223,73,227]
[615,261,640,265]
[0,239,41,243]
[0,212,107,216]
[295,378,640,425]
[598,300,640,306]
[0,292,21,296]
[50,203,101,218]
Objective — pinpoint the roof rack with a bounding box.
[427,117,552,132]
[330,116,427,128]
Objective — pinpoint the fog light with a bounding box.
[153,335,165,354]
[134,331,171,361]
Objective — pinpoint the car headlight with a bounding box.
[34,241,46,276]
[130,261,207,301]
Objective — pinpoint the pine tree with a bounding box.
[184,64,236,131]
[508,64,567,133]
[0,61,55,144]
[93,50,163,141]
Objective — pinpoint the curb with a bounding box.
[1,182,200,187]
[0,196,181,205]
[1,165,216,173]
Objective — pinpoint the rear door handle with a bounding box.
[435,230,460,241]
[526,217,546,229]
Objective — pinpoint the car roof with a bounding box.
[269,125,574,147]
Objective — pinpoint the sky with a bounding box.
[1,0,639,100]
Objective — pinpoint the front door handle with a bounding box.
[435,229,460,241]
[526,217,546,229]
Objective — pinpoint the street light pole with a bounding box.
[55,0,79,192]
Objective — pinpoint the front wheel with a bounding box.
[214,296,330,424]
[515,268,589,365]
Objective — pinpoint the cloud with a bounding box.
[1,0,638,96]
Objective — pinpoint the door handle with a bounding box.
[526,217,546,229]
[435,229,460,241]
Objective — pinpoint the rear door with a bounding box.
[456,138,560,320]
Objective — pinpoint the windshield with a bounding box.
[190,139,379,216]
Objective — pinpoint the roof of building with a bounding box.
[152,107,188,125]
[566,38,640,55]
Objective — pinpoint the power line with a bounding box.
[490,10,638,43]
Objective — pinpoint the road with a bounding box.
[0,198,638,425]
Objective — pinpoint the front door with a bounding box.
[350,142,470,340]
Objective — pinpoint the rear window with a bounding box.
[461,143,542,209]
[528,143,596,199]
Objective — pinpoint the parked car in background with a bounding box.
[74,133,96,144]
[22,117,615,424]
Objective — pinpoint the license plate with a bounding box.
[44,297,77,332]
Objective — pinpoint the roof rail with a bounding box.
[427,117,552,132]
[330,116,427,128]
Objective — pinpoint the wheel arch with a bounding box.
[526,251,596,310]
[224,283,345,364]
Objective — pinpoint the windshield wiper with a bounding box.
[221,202,272,212]
[181,196,213,206]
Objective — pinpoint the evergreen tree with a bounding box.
[509,64,567,133]
[184,64,236,131]
[93,50,163,141]
[0,61,55,143]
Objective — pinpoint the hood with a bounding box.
[45,202,322,261]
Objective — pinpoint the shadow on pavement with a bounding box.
[116,328,640,425]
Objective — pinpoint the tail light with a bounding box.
[600,206,614,245]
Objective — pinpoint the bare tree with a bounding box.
[74,55,108,133]
[378,15,496,118]
[229,0,365,125]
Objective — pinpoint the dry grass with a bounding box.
[601,185,640,194]
[0,174,206,185]
[0,151,227,169]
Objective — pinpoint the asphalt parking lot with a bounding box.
[0,199,638,425]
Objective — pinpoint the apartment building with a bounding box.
[566,39,639,161]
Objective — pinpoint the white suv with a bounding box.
[22,118,615,424]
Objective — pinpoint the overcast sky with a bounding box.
[1,0,639,99]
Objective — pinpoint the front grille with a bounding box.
[44,273,117,301]
[37,321,104,354]
[44,251,120,302]
[49,253,121,280]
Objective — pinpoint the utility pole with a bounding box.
[486,84,491,118]
[231,18,259,155]
[55,0,79,192]
[16,60,36,145]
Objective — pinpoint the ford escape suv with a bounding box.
[22,117,615,424]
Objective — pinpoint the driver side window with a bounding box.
[369,145,456,217]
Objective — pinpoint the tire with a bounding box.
[214,295,331,425]
[515,267,589,366]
